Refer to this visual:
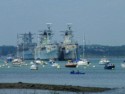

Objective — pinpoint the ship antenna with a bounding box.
[67,23,72,30]
[17,33,19,58]
[46,23,52,30]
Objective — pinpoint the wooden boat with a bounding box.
[65,60,77,68]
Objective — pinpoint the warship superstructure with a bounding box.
[34,23,59,60]
[59,24,78,60]
[17,32,36,60]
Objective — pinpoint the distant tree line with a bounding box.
[0,46,16,56]
[79,45,125,57]
[0,45,125,57]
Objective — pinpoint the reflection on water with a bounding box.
[0,89,83,94]
[1,88,125,94]
[90,88,125,94]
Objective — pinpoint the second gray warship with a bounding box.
[34,23,59,60]
[59,24,78,60]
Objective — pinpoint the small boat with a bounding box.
[70,70,85,74]
[35,60,42,64]
[35,59,47,65]
[104,63,115,69]
[12,58,24,66]
[99,58,110,65]
[65,60,77,68]
[51,63,59,67]
[49,58,56,64]
[49,58,60,68]
[121,63,125,68]
[76,58,90,66]
[121,60,125,68]
[30,64,38,70]
[6,56,13,62]
[30,61,34,65]
[51,63,60,68]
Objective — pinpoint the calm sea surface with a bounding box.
[0,57,125,94]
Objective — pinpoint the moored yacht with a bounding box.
[12,58,24,65]
[76,32,90,66]
[30,64,38,70]
[121,63,125,68]
[121,60,125,68]
[77,58,90,66]
[65,60,77,68]
[104,63,115,69]
[99,58,110,65]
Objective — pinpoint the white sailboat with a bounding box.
[77,32,90,66]
[121,63,125,68]
[35,59,47,65]
[121,60,125,68]
[77,58,89,66]
[30,64,38,70]
[99,57,110,65]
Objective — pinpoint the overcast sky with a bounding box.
[0,0,125,46]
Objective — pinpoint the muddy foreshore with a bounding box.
[0,82,112,93]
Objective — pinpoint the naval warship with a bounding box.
[34,23,59,60]
[59,24,79,60]
[17,32,36,60]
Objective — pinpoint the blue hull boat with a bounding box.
[104,63,115,69]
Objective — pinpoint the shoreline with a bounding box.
[0,82,111,93]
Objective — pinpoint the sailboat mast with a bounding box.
[23,40,24,60]
[17,34,19,58]
[82,32,86,59]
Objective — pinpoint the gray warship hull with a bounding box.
[59,44,78,60]
[18,50,34,60]
[35,45,59,60]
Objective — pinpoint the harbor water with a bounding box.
[0,58,125,94]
